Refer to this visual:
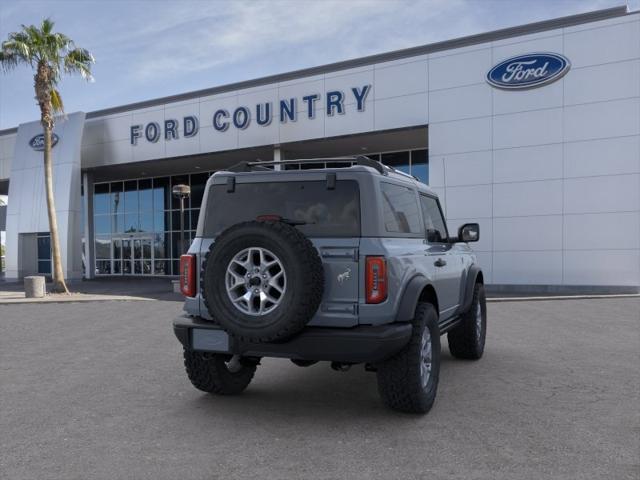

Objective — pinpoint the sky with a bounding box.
[0,0,636,130]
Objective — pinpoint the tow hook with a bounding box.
[331,362,352,372]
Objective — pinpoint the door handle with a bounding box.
[434,258,447,267]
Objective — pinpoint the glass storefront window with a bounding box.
[171,231,183,258]
[154,260,169,275]
[190,173,208,208]
[153,211,168,232]
[190,209,200,230]
[94,183,110,215]
[111,182,123,216]
[153,177,170,211]
[95,236,111,259]
[124,212,138,233]
[172,210,186,232]
[153,233,167,258]
[411,149,428,184]
[95,215,111,235]
[37,234,50,260]
[113,238,122,260]
[94,173,206,276]
[112,213,124,234]
[124,180,138,213]
[139,178,153,212]
[96,260,111,274]
[37,233,52,275]
[139,214,153,233]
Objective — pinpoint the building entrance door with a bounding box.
[114,236,153,275]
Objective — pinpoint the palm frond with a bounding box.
[0,50,19,70]
[2,36,33,62]
[2,18,95,117]
[64,47,94,81]
[41,18,55,35]
[50,88,64,114]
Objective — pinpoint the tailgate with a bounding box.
[308,238,360,327]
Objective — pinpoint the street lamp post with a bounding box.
[172,184,191,256]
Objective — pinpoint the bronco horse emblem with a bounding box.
[337,268,351,284]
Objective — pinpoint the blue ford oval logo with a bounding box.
[29,133,59,151]
[487,53,570,90]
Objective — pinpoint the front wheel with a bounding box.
[376,303,441,414]
[448,282,487,360]
[183,349,257,395]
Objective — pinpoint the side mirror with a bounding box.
[458,223,480,243]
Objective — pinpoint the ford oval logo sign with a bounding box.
[487,53,570,90]
[29,133,59,151]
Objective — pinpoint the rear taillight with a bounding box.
[365,256,387,304]
[180,254,197,297]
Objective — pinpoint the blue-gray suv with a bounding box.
[173,157,486,414]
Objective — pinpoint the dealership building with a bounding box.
[0,6,638,292]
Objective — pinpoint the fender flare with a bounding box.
[457,264,483,315]
[395,275,431,323]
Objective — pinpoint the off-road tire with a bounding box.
[183,349,256,395]
[202,221,324,342]
[448,282,486,360]
[376,303,440,414]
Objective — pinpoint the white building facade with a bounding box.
[0,6,638,292]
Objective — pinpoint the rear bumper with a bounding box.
[173,315,412,364]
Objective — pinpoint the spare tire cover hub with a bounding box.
[225,246,286,316]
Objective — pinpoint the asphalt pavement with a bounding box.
[1,297,638,480]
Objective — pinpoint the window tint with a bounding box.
[419,195,448,243]
[380,183,422,234]
[204,180,360,237]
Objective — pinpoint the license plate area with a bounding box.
[191,328,230,352]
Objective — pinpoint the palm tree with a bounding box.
[0,19,94,293]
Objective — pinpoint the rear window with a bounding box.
[203,180,360,237]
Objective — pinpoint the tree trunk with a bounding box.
[43,123,69,293]
[35,63,69,294]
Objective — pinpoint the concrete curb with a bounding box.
[0,294,155,305]
[487,293,640,303]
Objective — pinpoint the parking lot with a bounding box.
[1,297,638,480]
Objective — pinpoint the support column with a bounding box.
[273,145,282,171]
[82,171,95,279]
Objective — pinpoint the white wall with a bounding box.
[429,13,640,288]
[0,133,15,181]
[4,113,85,280]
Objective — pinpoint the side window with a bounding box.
[419,195,448,243]
[381,183,422,234]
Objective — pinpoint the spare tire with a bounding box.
[202,220,324,342]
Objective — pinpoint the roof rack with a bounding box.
[227,156,387,175]
[226,155,422,182]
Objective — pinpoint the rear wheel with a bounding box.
[376,303,440,414]
[183,349,257,395]
[448,282,487,360]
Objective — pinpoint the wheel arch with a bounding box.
[457,264,483,315]
[396,276,440,322]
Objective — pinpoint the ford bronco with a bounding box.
[173,157,486,414]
